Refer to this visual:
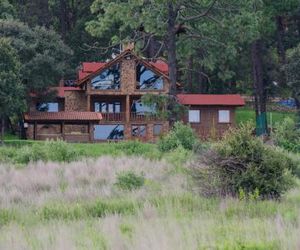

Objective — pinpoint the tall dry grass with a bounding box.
[0,156,186,208]
[0,156,300,249]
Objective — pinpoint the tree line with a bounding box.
[1,0,300,139]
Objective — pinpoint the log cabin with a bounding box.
[24,48,245,142]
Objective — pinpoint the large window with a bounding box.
[132,125,146,137]
[94,125,124,140]
[91,64,120,90]
[188,110,200,123]
[218,110,230,123]
[131,100,156,115]
[36,102,59,112]
[136,64,164,90]
[95,101,121,113]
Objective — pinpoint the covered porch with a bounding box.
[24,112,102,142]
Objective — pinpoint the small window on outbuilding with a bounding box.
[218,110,230,123]
[132,125,146,137]
[153,124,163,136]
[188,110,200,123]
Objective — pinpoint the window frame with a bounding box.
[91,63,121,90]
[36,102,59,112]
[131,124,147,137]
[93,124,124,140]
[136,63,164,90]
[153,124,163,136]
[94,101,121,113]
[188,110,201,123]
[218,110,231,123]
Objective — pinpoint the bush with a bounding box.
[191,124,295,199]
[158,122,197,152]
[272,117,300,153]
[115,171,145,191]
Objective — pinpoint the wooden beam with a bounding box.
[33,122,37,140]
[88,122,92,142]
[126,95,130,122]
[87,94,91,111]
[61,121,65,140]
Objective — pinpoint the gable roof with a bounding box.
[177,94,245,106]
[24,112,102,122]
[78,61,168,81]
[76,49,175,86]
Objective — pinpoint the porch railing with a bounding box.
[100,112,162,122]
[101,112,125,121]
[130,112,160,121]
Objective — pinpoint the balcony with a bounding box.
[102,112,125,121]
[130,112,160,121]
[100,112,161,122]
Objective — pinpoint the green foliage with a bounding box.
[141,94,187,121]
[40,199,138,220]
[0,38,25,118]
[0,209,16,226]
[273,117,300,152]
[115,171,145,191]
[0,19,72,94]
[192,124,295,198]
[0,0,15,19]
[0,140,82,164]
[285,43,300,121]
[239,187,260,201]
[158,122,197,152]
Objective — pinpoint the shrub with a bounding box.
[114,141,161,159]
[115,171,145,191]
[158,122,197,152]
[191,124,295,199]
[272,117,300,153]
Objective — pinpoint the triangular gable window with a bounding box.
[91,64,120,90]
[136,64,164,90]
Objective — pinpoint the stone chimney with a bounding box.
[122,41,135,51]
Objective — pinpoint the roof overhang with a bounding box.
[24,112,103,122]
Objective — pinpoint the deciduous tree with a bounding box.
[0,38,25,144]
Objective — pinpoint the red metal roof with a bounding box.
[150,60,169,74]
[78,62,106,81]
[82,62,106,72]
[77,59,169,81]
[177,94,245,106]
[24,112,102,121]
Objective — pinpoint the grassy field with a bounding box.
[0,156,299,250]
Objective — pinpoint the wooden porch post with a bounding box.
[33,121,37,140]
[87,94,91,111]
[88,122,92,142]
[61,121,65,140]
[126,95,130,122]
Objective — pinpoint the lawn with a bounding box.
[236,107,296,126]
